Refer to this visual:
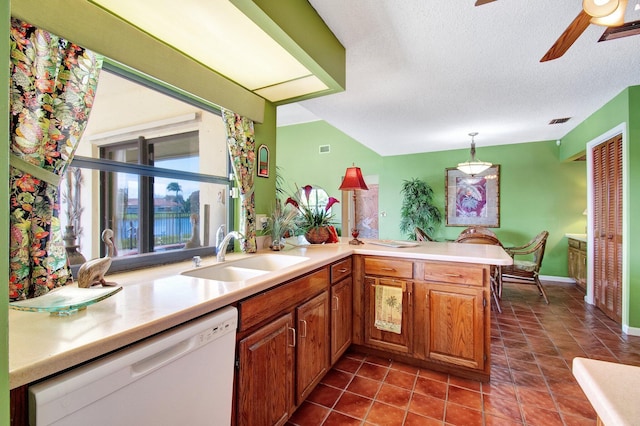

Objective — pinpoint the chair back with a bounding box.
[506,230,549,271]
[455,233,503,246]
[458,226,498,239]
[415,227,433,242]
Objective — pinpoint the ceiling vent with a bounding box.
[549,117,571,125]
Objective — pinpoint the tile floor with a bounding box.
[287,281,640,425]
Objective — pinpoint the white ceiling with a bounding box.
[277,0,640,156]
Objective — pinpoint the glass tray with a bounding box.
[9,285,122,316]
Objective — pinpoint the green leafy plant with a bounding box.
[265,198,298,249]
[399,178,443,240]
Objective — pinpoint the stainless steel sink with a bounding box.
[181,254,309,282]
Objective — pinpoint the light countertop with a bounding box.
[573,357,640,425]
[566,233,587,242]
[9,238,512,389]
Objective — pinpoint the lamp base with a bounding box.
[348,238,365,245]
[349,228,364,245]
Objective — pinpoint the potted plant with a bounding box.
[286,185,340,244]
[399,178,443,240]
[265,199,298,250]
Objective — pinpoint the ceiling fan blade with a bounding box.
[540,10,592,62]
[475,0,497,5]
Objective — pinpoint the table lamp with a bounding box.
[339,165,369,245]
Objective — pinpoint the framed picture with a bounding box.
[445,165,500,227]
[257,144,269,178]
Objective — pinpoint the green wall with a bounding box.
[1,3,9,423]
[277,121,585,278]
[560,86,640,329]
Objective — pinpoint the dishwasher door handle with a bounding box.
[131,338,194,378]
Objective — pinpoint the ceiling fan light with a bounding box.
[583,0,620,17]
[590,0,628,26]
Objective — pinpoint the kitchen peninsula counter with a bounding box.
[9,238,512,389]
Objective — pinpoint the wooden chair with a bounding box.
[415,227,433,242]
[454,230,503,313]
[457,226,499,239]
[500,231,550,304]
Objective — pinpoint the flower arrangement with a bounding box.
[286,185,340,243]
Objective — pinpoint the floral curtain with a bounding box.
[222,109,257,253]
[9,19,102,300]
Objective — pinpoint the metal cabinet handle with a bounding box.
[444,273,462,278]
[288,326,296,347]
[300,320,307,338]
[381,267,396,271]
[332,295,339,311]
[338,268,348,273]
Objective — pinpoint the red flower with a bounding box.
[302,185,313,202]
[285,197,299,209]
[325,197,340,211]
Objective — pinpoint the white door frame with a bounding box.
[585,122,632,333]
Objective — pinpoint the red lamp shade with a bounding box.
[339,166,369,191]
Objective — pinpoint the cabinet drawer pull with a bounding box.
[381,267,396,271]
[300,320,307,338]
[443,273,463,278]
[288,326,296,347]
[332,295,339,311]
[337,268,348,273]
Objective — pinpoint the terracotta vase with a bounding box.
[305,226,330,244]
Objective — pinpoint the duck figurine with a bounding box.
[77,229,117,288]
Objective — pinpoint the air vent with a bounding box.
[549,117,571,125]
[319,145,330,154]
[599,19,640,42]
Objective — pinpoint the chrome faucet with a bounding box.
[216,231,243,262]
[215,224,226,249]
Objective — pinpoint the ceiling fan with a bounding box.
[475,0,640,62]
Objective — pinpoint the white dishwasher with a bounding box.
[29,306,237,426]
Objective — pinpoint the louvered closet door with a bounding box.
[592,134,623,323]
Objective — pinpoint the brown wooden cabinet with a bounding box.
[421,283,485,370]
[235,267,330,425]
[568,237,587,292]
[296,292,330,405]
[237,314,294,426]
[330,258,353,364]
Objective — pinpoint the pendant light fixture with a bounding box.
[457,132,492,176]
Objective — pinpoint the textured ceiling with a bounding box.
[277,0,640,156]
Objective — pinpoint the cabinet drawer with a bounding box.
[239,268,329,331]
[331,258,352,283]
[423,261,484,286]
[364,257,413,279]
[568,238,587,251]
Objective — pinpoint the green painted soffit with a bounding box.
[11,0,268,122]
[233,0,346,105]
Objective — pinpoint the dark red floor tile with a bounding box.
[376,383,412,409]
[306,383,343,408]
[364,355,393,367]
[520,404,564,426]
[357,362,389,381]
[408,393,445,420]
[554,395,596,420]
[418,369,449,383]
[390,360,420,375]
[444,402,482,426]
[365,401,406,426]
[384,369,416,390]
[482,393,523,422]
[448,375,481,392]
[333,391,373,420]
[516,387,556,411]
[484,412,523,425]
[413,376,447,400]
[288,401,330,426]
[347,375,381,399]
[560,412,598,426]
[334,356,362,374]
[321,411,361,426]
[403,411,442,425]
[320,369,353,389]
[446,385,482,411]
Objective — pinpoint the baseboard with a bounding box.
[622,325,640,337]
[539,275,576,284]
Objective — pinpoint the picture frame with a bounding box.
[257,144,269,178]
[445,165,500,227]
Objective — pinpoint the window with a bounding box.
[60,65,233,272]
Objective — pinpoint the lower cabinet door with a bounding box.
[296,292,330,405]
[426,283,485,370]
[237,313,294,426]
[364,276,413,354]
[331,277,353,364]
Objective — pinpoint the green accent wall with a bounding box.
[277,121,585,278]
[1,3,9,423]
[559,86,640,329]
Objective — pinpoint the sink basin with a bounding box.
[182,265,268,281]
[223,254,309,271]
[181,254,309,282]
